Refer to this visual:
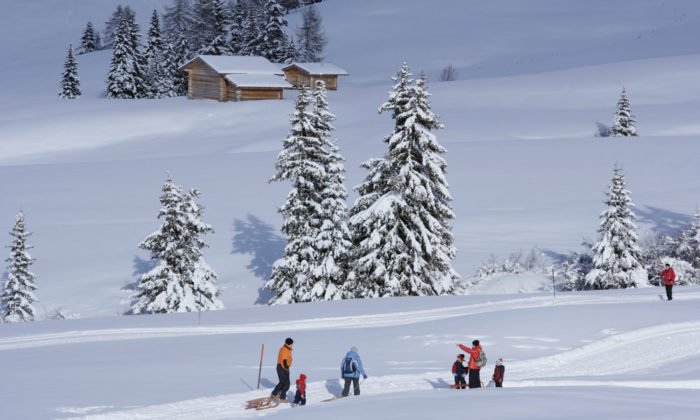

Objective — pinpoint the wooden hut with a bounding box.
[178,55,292,101]
[281,63,348,90]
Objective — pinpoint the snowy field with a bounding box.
[2,0,700,418]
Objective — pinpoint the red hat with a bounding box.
[299,374,307,381]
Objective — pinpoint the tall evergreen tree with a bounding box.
[229,0,247,54]
[1,212,37,323]
[677,211,700,268]
[199,0,233,55]
[59,45,81,99]
[192,0,216,52]
[80,21,98,54]
[240,4,262,56]
[144,10,176,98]
[585,166,647,289]
[130,175,223,314]
[296,5,326,62]
[106,12,146,99]
[345,64,459,298]
[260,0,291,62]
[163,0,195,96]
[103,5,134,49]
[611,87,637,137]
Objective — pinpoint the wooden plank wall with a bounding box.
[188,61,223,101]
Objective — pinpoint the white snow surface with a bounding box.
[2,0,700,417]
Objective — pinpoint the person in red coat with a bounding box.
[660,263,676,301]
[457,340,483,389]
[451,354,468,389]
[293,373,307,406]
[492,358,505,388]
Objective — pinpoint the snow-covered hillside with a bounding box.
[2,0,700,316]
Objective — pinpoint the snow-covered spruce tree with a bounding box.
[192,0,216,52]
[229,0,247,54]
[611,87,637,137]
[296,5,326,62]
[143,10,176,99]
[585,166,647,289]
[309,80,351,300]
[557,251,593,291]
[676,211,700,268]
[260,0,291,62]
[106,12,146,99]
[59,45,81,99]
[103,5,125,49]
[80,21,98,54]
[130,175,222,314]
[1,212,37,323]
[199,0,233,55]
[163,0,195,96]
[345,65,459,298]
[240,4,262,56]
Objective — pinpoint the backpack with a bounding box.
[475,350,487,368]
[342,356,358,375]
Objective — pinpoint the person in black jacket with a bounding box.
[451,354,468,389]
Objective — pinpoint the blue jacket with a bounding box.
[340,351,366,379]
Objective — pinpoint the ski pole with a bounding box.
[257,343,265,390]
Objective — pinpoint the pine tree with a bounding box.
[144,10,176,98]
[192,0,216,52]
[585,166,647,289]
[199,0,233,55]
[1,212,37,323]
[130,175,223,314]
[80,21,98,54]
[345,65,459,298]
[296,5,326,62]
[59,45,81,99]
[94,31,103,50]
[611,87,637,137]
[229,0,247,54]
[240,4,262,56]
[163,0,195,94]
[677,211,700,268]
[103,5,125,49]
[106,12,146,99]
[260,0,291,62]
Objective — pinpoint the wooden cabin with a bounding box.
[281,63,349,91]
[178,55,292,102]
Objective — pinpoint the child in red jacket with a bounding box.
[492,358,505,388]
[451,354,468,389]
[293,374,307,406]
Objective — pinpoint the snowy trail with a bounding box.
[4,292,699,352]
[67,320,700,419]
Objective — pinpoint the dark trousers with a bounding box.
[271,365,290,399]
[293,391,306,405]
[341,377,360,396]
[468,368,481,388]
[665,284,673,301]
[454,374,466,389]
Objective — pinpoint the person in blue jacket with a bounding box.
[340,346,367,397]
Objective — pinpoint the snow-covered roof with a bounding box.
[180,55,284,75]
[282,62,349,76]
[224,74,293,89]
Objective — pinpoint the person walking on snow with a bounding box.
[340,346,367,397]
[457,340,484,388]
[271,338,294,401]
[492,358,505,388]
[451,354,468,389]
[660,263,676,301]
[293,373,307,406]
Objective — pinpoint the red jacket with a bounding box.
[660,267,676,286]
[296,374,306,396]
[458,344,483,370]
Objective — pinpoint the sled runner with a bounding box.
[245,397,289,410]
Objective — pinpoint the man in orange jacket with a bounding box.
[660,263,676,301]
[457,340,483,388]
[271,338,293,401]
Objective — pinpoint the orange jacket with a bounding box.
[278,344,293,370]
[459,344,482,370]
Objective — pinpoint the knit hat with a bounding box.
[496,358,504,366]
[350,346,358,353]
[285,337,294,345]
[457,354,465,360]
[472,339,480,346]
[299,374,307,381]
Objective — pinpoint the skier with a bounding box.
[492,358,505,388]
[340,346,367,397]
[271,338,294,401]
[457,340,484,389]
[451,354,468,389]
[293,373,307,406]
[660,263,676,301]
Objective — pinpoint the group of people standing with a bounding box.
[269,338,368,405]
[453,340,505,389]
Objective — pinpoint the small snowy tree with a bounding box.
[345,65,459,298]
[556,251,593,291]
[1,212,37,323]
[676,211,700,268]
[610,87,637,137]
[59,45,81,99]
[130,175,223,314]
[296,5,326,62]
[585,166,647,289]
[80,21,98,54]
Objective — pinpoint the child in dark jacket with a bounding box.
[293,374,307,405]
[451,354,468,389]
[492,358,505,388]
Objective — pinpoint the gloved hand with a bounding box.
[363,374,368,379]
